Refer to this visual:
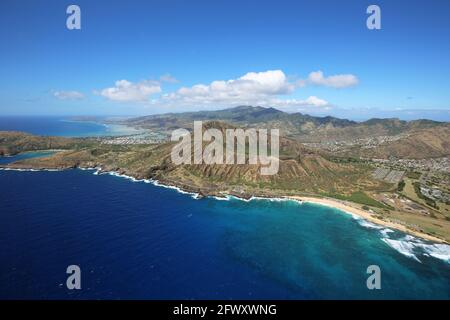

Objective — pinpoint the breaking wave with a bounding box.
[355,217,450,264]
[92,168,200,199]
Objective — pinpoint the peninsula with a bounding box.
[1,106,449,243]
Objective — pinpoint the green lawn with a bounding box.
[325,191,392,209]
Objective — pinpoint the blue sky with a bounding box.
[1,0,450,120]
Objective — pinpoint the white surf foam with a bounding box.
[353,214,450,264]
[382,238,422,262]
[211,195,231,201]
[151,180,199,199]
[380,228,395,237]
[354,217,384,230]
[381,235,450,264]
[413,243,450,263]
[96,169,201,199]
[107,171,143,182]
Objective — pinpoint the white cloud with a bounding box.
[99,79,161,102]
[307,70,359,88]
[237,70,294,94]
[271,96,329,108]
[161,70,295,107]
[53,90,84,100]
[157,70,332,110]
[303,96,329,107]
[97,69,355,110]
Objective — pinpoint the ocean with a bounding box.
[0,116,143,137]
[0,117,449,299]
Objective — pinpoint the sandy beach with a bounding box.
[287,196,446,243]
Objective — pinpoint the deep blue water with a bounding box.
[0,116,142,137]
[0,169,449,300]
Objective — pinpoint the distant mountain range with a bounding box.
[122,105,448,142]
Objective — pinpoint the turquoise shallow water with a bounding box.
[0,116,144,137]
[0,151,56,165]
[0,169,449,299]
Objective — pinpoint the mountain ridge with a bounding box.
[122,105,447,139]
